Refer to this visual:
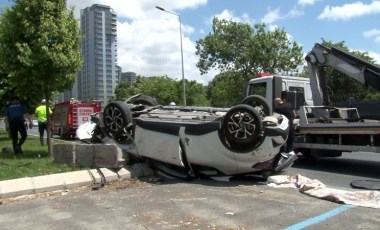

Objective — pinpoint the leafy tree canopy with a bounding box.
[196,18,303,81]
[114,75,210,106]
[0,0,82,109]
[207,71,248,107]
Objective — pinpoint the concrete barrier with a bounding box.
[52,144,76,165]
[52,143,125,168]
[75,144,95,167]
[94,144,123,168]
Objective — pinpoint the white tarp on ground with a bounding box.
[267,174,380,209]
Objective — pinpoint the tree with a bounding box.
[0,0,83,155]
[114,75,210,106]
[114,80,132,100]
[196,18,303,82]
[181,80,209,106]
[207,71,247,107]
[0,69,15,114]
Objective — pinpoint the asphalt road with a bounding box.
[1,120,380,229]
[288,151,380,190]
[0,176,379,230]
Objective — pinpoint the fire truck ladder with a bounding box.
[72,103,78,128]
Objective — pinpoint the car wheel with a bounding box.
[241,95,271,119]
[133,95,159,106]
[222,104,263,151]
[103,101,133,136]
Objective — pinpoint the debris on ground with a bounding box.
[267,174,380,209]
[0,178,152,205]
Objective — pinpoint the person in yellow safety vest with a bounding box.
[35,99,52,145]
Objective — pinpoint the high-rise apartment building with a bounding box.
[120,72,137,84]
[78,4,117,105]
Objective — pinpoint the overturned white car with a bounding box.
[77,95,293,178]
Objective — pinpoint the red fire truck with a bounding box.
[51,100,101,139]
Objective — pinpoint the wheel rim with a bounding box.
[241,95,270,120]
[251,103,266,119]
[104,106,125,133]
[226,110,257,140]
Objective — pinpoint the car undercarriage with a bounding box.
[77,94,296,179]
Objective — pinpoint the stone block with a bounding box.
[98,168,119,182]
[32,174,66,193]
[0,178,35,199]
[53,143,76,165]
[75,144,95,167]
[63,171,93,189]
[94,144,123,168]
[88,169,102,184]
[116,167,131,180]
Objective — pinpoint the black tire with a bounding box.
[222,104,263,151]
[241,95,271,119]
[133,95,159,106]
[103,101,133,136]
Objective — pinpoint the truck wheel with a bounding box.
[133,95,159,106]
[103,101,133,136]
[222,104,263,151]
[241,95,271,119]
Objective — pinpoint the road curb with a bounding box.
[0,163,154,199]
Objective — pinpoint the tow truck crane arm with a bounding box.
[305,43,380,107]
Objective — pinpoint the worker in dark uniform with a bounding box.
[5,97,32,154]
[274,97,298,167]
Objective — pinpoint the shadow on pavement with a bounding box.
[292,156,380,179]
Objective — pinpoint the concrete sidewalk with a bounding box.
[0,163,154,199]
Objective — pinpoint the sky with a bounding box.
[1,0,380,85]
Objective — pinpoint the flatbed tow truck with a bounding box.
[244,43,380,157]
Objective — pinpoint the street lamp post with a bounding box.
[156,6,186,106]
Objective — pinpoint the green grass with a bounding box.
[0,129,88,181]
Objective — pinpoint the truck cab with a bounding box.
[246,75,313,114]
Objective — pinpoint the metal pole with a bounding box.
[156,6,186,106]
[178,15,186,106]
